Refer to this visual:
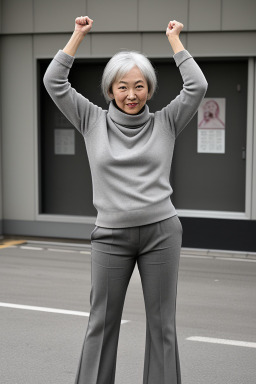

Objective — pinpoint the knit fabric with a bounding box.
[43,49,207,228]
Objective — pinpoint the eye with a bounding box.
[118,86,126,90]
[136,85,144,89]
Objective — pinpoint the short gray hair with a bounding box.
[101,50,157,103]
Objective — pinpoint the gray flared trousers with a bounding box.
[74,215,182,384]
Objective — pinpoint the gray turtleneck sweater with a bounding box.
[43,49,207,228]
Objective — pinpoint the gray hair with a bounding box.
[101,50,157,103]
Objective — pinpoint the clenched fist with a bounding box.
[166,20,184,37]
[75,16,93,35]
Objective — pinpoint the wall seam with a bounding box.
[86,0,91,56]
[137,0,139,32]
[187,0,190,31]
[186,0,190,50]
[32,0,35,33]
[137,0,142,53]
[220,0,223,31]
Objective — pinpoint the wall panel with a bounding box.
[88,0,137,32]
[34,0,85,33]
[91,33,141,56]
[187,32,256,57]
[139,0,188,31]
[33,34,91,58]
[189,0,221,31]
[1,36,35,220]
[1,0,33,34]
[142,32,187,57]
[222,0,256,30]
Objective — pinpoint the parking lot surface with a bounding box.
[1,240,256,384]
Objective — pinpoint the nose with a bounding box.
[127,89,136,100]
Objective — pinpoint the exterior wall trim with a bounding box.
[37,214,96,224]
[252,59,256,219]
[176,210,248,220]
[246,58,255,219]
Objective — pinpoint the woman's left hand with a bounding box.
[166,20,184,37]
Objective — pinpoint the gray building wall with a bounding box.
[0,0,256,243]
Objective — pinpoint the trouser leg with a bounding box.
[74,226,137,384]
[137,216,182,384]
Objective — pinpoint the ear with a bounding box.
[108,91,114,100]
[108,86,114,100]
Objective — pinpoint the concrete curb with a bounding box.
[181,247,256,260]
[3,238,256,260]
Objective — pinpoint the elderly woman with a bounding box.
[44,16,207,384]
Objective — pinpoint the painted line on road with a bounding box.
[19,245,91,254]
[187,336,256,348]
[20,246,43,251]
[0,302,129,324]
[47,248,78,253]
[0,240,26,249]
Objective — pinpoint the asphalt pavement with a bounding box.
[0,240,256,384]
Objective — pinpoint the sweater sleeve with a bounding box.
[157,49,208,138]
[43,50,103,136]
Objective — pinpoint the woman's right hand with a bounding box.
[75,16,93,36]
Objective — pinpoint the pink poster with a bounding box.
[197,98,226,153]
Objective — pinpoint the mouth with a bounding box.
[127,103,138,108]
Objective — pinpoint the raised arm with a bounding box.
[43,16,103,136]
[159,20,208,137]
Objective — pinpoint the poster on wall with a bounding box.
[54,129,75,155]
[197,98,226,153]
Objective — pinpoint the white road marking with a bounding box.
[187,336,256,348]
[47,248,77,253]
[19,245,90,254]
[0,302,129,324]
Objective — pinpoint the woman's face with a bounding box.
[109,66,149,115]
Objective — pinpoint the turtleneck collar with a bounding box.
[108,100,150,128]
